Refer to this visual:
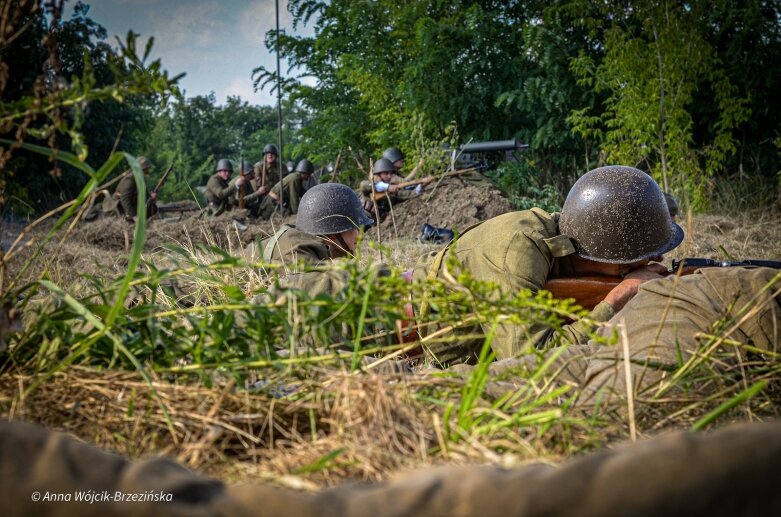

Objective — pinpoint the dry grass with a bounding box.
[1,208,779,489]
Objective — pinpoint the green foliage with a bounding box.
[487,160,562,212]
[567,0,752,210]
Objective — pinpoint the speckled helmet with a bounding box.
[382,146,404,164]
[297,183,374,235]
[295,159,315,175]
[215,158,233,172]
[373,158,395,175]
[263,144,278,156]
[559,165,684,263]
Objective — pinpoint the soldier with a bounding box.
[103,156,157,223]
[230,161,269,217]
[258,159,315,219]
[412,165,683,366]
[205,159,246,216]
[359,158,433,222]
[253,144,288,191]
[383,146,424,180]
[244,182,373,265]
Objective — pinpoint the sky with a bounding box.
[66,0,312,106]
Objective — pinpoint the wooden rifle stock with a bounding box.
[371,166,480,202]
[544,258,781,310]
[330,151,342,182]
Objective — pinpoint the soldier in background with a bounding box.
[205,159,245,216]
[253,144,288,192]
[230,161,268,218]
[383,146,424,180]
[258,159,315,219]
[103,156,157,223]
[359,158,433,222]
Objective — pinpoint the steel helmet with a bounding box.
[263,144,278,156]
[241,161,254,175]
[559,165,684,263]
[296,183,374,235]
[373,158,395,175]
[382,147,404,164]
[295,159,315,175]
[216,158,233,172]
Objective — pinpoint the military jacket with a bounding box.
[252,160,288,191]
[269,172,307,215]
[413,208,615,362]
[205,173,237,215]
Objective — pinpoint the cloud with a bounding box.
[222,76,274,105]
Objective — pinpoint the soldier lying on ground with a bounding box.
[204,159,246,217]
[359,158,434,222]
[383,146,425,180]
[101,156,158,223]
[258,159,315,219]
[244,182,374,289]
[411,165,684,366]
[3,418,780,516]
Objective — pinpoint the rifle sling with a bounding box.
[263,224,295,263]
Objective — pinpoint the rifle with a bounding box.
[544,258,781,310]
[147,162,174,210]
[238,152,245,209]
[371,166,482,202]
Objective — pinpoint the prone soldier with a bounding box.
[412,165,683,366]
[359,158,433,221]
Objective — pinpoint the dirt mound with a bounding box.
[75,211,296,253]
[376,177,514,239]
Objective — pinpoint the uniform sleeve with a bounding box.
[207,178,235,201]
[287,175,304,214]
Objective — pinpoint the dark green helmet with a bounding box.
[295,159,315,175]
[373,158,395,175]
[382,147,404,164]
[263,144,278,156]
[216,158,233,172]
[559,165,684,263]
[297,183,374,235]
[241,161,254,175]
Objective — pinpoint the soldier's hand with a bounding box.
[604,264,666,312]
[257,186,269,195]
[236,176,246,187]
[422,175,435,185]
[387,184,399,193]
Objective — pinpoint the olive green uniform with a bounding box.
[242,224,330,265]
[204,173,238,216]
[259,172,308,219]
[359,175,419,221]
[4,418,781,516]
[413,209,615,365]
[582,266,781,402]
[104,173,157,221]
[252,160,288,192]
